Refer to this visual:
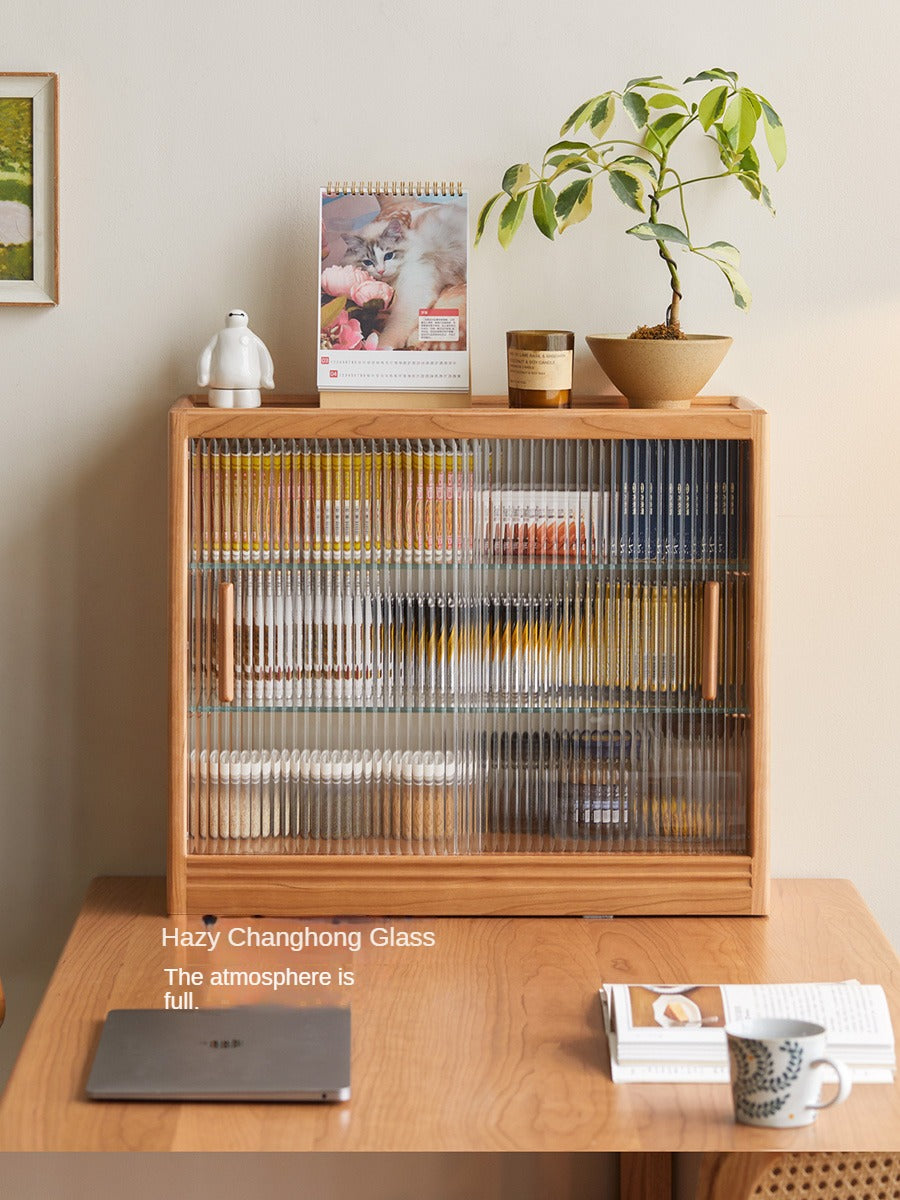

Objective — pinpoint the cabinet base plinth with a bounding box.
[171,854,762,917]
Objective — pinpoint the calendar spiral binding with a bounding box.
[325,180,464,197]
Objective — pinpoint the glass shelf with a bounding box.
[185,834,747,857]
[190,702,750,717]
[188,558,751,574]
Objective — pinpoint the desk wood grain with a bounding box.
[0,878,897,1152]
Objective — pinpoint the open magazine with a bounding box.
[601,982,896,1083]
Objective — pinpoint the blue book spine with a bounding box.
[665,442,695,559]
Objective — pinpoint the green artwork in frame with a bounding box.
[0,74,57,305]
[0,96,35,281]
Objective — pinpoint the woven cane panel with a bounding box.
[753,1155,900,1200]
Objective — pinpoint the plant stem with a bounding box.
[592,138,663,163]
[651,151,682,327]
[656,171,733,197]
[665,166,692,242]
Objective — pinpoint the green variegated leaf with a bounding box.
[623,91,649,129]
[627,221,690,246]
[721,94,741,141]
[589,94,615,139]
[546,154,593,175]
[722,93,757,152]
[532,182,558,239]
[740,88,762,118]
[646,112,686,150]
[607,167,646,212]
[692,246,752,307]
[685,68,738,84]
[696,240,741,267]
[698,84,728,130]
[474,191,504,245]
[646,92,688,110]
[738,144,760,174]
[711,125,737,168]
[625,74,663,90]
[497,191,528,247]
[737,171,762,200]
[502,163,531,197]
[559,96,600,136]
[555,177,594,231]
[544,139,594,156]
[759,98,787,168]
[610,153,657,181]
[716,259,752,309]
[761,183,776,214]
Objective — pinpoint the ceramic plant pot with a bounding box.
[585,334,733,409]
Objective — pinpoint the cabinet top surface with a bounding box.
[175,393,761,411]
[1,877,895,1153]
[170,395,765,439]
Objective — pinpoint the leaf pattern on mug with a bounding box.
[728,1037,806,1122]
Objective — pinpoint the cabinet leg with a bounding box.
[620,1153,673,1200]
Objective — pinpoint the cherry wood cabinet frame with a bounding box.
[168,395,768,917]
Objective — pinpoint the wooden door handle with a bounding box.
[218,581,235,703]
[701,581,720,702]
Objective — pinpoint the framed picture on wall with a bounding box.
[0,73,58,305]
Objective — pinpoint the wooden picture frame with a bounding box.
[0,73,58,305]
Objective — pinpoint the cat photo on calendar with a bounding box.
[319,187,468,357]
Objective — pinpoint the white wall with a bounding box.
[1,0,898,1088]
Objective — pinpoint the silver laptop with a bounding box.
[86,1005,350,1101]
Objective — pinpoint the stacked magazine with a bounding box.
[601,982,896,1083]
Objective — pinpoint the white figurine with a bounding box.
[197,310,275,408]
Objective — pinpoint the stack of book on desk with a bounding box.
[600,982,896,1083]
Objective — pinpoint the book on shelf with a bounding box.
[192,439,744,569]
[190,441,748,709]
[601,982,896,1084]
[616,440,742,560]
[488,489,608,562]
[317,182,470,406]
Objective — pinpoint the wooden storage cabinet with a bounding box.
[168,395,767,916]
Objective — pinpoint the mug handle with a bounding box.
[807,1057,853,1111]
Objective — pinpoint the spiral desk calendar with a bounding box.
[317,182,470,406]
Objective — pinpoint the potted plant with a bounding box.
[476,69,786,408]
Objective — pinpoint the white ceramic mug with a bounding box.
[726,1018,852,1128]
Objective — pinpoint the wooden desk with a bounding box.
[1,877,898,1157]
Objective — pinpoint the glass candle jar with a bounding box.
[506,330,574,408]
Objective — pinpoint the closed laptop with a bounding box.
[86,1005,351,1101]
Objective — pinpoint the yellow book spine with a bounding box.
[251,447,262,562]
[423,449,435,563]
[342,447,353,563]
[210,444,222,564]
[360,450,371,559]
[200,444,211,563]
[402,445,413,559]
[311,448,322,563]
[413,443,425,563]
[240,447,251,563]
[292,448,303,563]
[222,444,234,565]
[262,449,273,562]
[382,447,393,561]
[371,449,381,559]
